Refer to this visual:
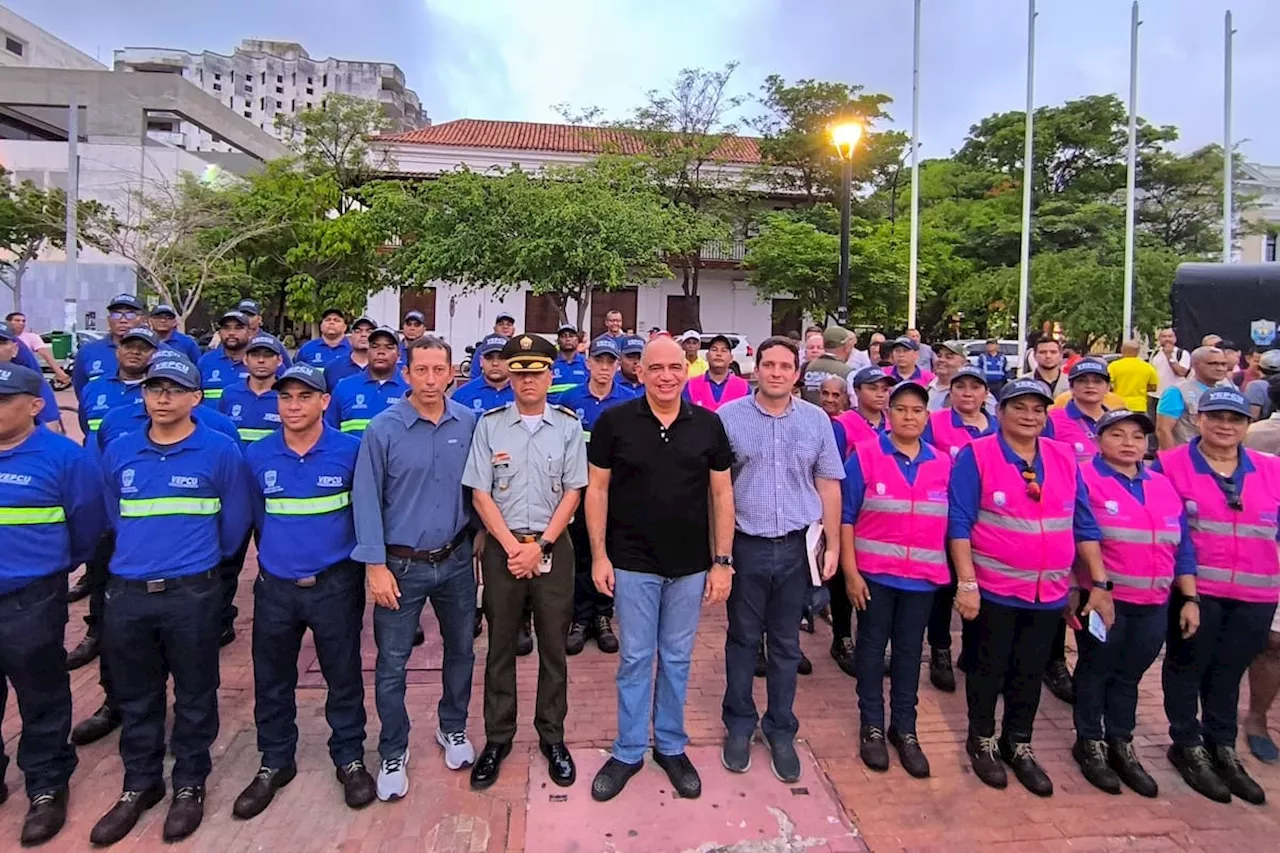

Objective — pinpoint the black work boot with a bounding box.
[1072,738,1121,794]
[929,648,956,692]
[1168,744,1231,804]
[1108,737,1158,798]
[1210,744,1266,805]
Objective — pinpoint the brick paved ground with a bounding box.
[0,405,1276,851]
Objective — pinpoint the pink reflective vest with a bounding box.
[852,439,951,585]
[969,435,1078,604]
[1079,462,1183,606]
[1157,444,1280,604]
[1048,406,1102,462]
[685,373,749,413]
[837,409,885,453]
[928,409,992,460]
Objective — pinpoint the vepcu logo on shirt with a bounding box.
[993,491,1007,507]
[875,482,887,496]
[927,490,947,502]
[316,475,344,487]
[575,408,586,420]
[0,472,32,486]
[91,360,101,373]
[231,404,242,418]
[168,475,200,489]
[354,394,367,410]
[95,394,107,410]
[263,470,282,494]
[121,468,136,493]
[950,446,960,458]
[265,412,280,423]
[1074,442,1085,453]
[1104,500,1119,515]
[472,399,483,411]
[311,354,324,365]
[211,370,221,381]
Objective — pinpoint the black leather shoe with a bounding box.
[590,757,642,802]
[1169,744,1231,803]
[652,750,701,798]
[1072,739,1121,795]
[929,649,956,692]
[89,785,165,847]
[218,625,236,648]
[232,765,296,820]
[516,621,534,657]
[966,734,1007,789]
[336,760,376,809]
[413,626,426,647]
[593,615,619,654]
[21,787,68,847]
[469,742,512,791]
[754,642,767,678]
[860,726,890,772]
[797,652,813,676]
[889,728,930,779]
[1043,660,1075,704]
[1211,744,1266,805]
[71,704,120,746]
[566,622,587,656]
[66,634,99,671]
[830,637,856,678]
[541,742,576,787]
[162,786,205,842]
[1108,738,1158,798]
[1000,739,1053,797]
[66,575,90,603]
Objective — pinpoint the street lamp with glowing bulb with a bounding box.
[830,120,864,326]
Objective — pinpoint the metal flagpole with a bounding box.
[907,0,922,331]
[1222,10,1234,263]
[1122,2,1140,339]
[1016,0,1036,367]
[64,100,79,334]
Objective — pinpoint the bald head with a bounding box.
[642,336,683,366]
[640,337,688,405]
[1121,339,1140,356]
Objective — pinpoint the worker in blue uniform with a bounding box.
[468,311,516,379]
[399,310,428,364]
[549,324,588,399]
[232,363,377,820]
[0,363,105,846]
[73,293,145,401]
[327,326,409,438]
[451,335,513,415]
[0,324,63,432]
[617,335,645,394]
[147,304,202,364]
[220,333,285,446]
[90,354,253,847]
[324,316,376,391]
[297,308,352,369]
[234,300,292,367]
[78,327,158,439]
[198,310,252,408]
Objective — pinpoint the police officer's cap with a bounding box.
[121,327,160,349]
[1068,358,1110,382]
[368,326,399,346]
[107,293,143,312]
[620,335,646,355]
[145,355,200,390]
[273,363,327,393]
[889,380,929,405]
[0,362,43,397]
[351,316,377,331]
[589,336,621,359]
[477,335,509,357]
[246,333,285,357]
[998,378,1053,406]
[951,366,989,387]
[218,309,249,327]
[236,299,261,316]
[852,366,895,388]
[1197,386,1251,417]
[503,335,556,373]
[151,304,177,318]
[1096,409,1155,436]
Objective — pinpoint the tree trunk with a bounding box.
[574,285,591,333]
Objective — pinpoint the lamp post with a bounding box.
[830,121,863,327]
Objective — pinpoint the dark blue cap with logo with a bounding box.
[1197,386,1251,417]
[368,325,399,345]
[477,335,510,357]
[273,363,327,393]
[121,327,160,348]
[1068,358,1110,382]
[236,299,261,315]
[403,310,425,324]
[620,335,646,355]
[0,362,44,397]
[557,323,577,335]
[151,304,177,317]
[108,293,143,311]
[218,309,249,326]
[889,379,929,403]
[951,365,989,386]
[0,323,16,343]
[352,316,377,330]
[496,311,515,323]
[998,377,1054,405]
[852,365,895,387]
[590,336,621,358]
[145,355,200,390]
[887,336,919,352]
[246,333,285,357]
[1096,408,1155,435]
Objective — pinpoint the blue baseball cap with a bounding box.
[887,336,919,352]
[557,323,577,335]
[620,335,646,355]
[150,304,177,318]
[273,363,327,393]
[951,366,989,387]
[403,310,426,324]
[145,355,200,390]
[351,316,377,331]
[236,299,261,315]
[999,378,1054,406]
[852,366,895,387]
[246,333,285,357]
[477,335,509,357]
[1068,358,1110,382]
[218,309,249,326]
[0,362,44,397]
[589,336,621,359]
[1197,386,1251,417]
[495,311,515,323]
[1096,408,1155,436]
[889,380,929,404]
[0,323,16,343]
[368,326,399,346]
[120,327,160,348]
[107,293,143,311]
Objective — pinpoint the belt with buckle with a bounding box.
[742,528,807,545]
[119,569,218,594]
[386,530,468,564]
[514,532,546,545]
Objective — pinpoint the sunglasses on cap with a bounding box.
[1217,475,1244,512]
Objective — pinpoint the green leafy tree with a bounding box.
[276,94,396,208]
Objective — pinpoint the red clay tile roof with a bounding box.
[378,119,761,164]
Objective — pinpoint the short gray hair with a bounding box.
[1190,345,1222,366]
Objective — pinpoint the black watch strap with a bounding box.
[1184,594,1202,604]
[1094,580,1114,591]
[537,537,553,554]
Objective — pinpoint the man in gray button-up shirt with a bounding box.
[462,332,587,791]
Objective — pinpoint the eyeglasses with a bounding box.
[109,311,139,321]
[1020,464,1042,502]
[143,385,193,399]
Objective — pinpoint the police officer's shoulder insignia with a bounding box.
[482,403,511,417]
[553,404,580,420]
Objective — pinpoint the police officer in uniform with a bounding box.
[220,333,285,446]
[452,335,514,415]
[463,334,588,791]
[232,364,377,819]
[91,355,253,846]
[198,310,252,408]
[0,363,105,846]
[328,326,410,439]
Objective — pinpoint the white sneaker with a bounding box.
[376,749,409,801]
[436,728,475,770]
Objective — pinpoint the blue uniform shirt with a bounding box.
[323,355,368,391]
[78,374,145,438]
[297,337,352,370]
[549,354,589,396]
[219,380,282,445]
[96,404,240,460]
[0,427,106,594]
[450,378,514,417]
[102,423,253,580]
[197,348,249,408]
[948,433,1102,609]
[326,369,410,438]
[555,380,635,439]
[72,337,118,401]
[155,330,203,365]
[246,427,360,579]
[13,340,60,426]
[618,377,643,395]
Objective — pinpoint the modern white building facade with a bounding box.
[114,39,427,152]
[0,5,106,72]
[1240,162,1280,264]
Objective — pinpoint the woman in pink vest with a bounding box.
[1155,386,1280,806]
[948,378,1114,797]
[1072,409,1199,799]
[681,335,749,413]
[840,382,949,779]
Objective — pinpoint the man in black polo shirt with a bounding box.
[585,336,735,802]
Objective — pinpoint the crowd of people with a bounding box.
[0,295,1277,848]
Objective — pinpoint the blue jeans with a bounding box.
[854,578,936,732]
[612,569,706,764]
[252,562,366,768]
[373,542,475,761]
[722,531,808,741]
[1073,600,1166,742]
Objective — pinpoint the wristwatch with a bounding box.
[1184,594,1202,605]
[713,555,733,567]
[1093,579,1114,591]
[536,537,554,555]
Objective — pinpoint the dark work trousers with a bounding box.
[568,512,612,624]
[252,562,366,770]
[103,570,222,791]
[722,530,808,742]
[827,571,854,642]
[84,532,119,713]
[0,572,77,798]
[1073,601,1167,742]
[220,531,254,632]
[965,599,1061,742]
[855,578,936,732]
[1162,593,1276,748]
[927,555,978,669]
[481,533,574,745]
[1050,618,1069,666]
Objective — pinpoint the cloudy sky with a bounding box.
[15,0,1279,162]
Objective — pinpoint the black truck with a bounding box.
[1170,263,1280,350]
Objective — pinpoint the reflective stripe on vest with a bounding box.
[340,419,371,433]
[1195,567,1280,588]
[265,491,351,516]
[87,418,103,432]
[1096,525,1181,545]
[854,537,947,565]
[862,497,947,516]
[203,389,224,399]
[119,497,222,517]
[975,510,1072,534]
[970,554,1071,586]
[0,506,67,524]
[548,383,577,394]
[1188,518,1275,540]
[237,428,274,442]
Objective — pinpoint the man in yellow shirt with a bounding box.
[1107,340,1158,414]
[679,330,709,378]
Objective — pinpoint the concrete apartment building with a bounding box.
[114,39,427,152]
[1240,162,1280,264]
